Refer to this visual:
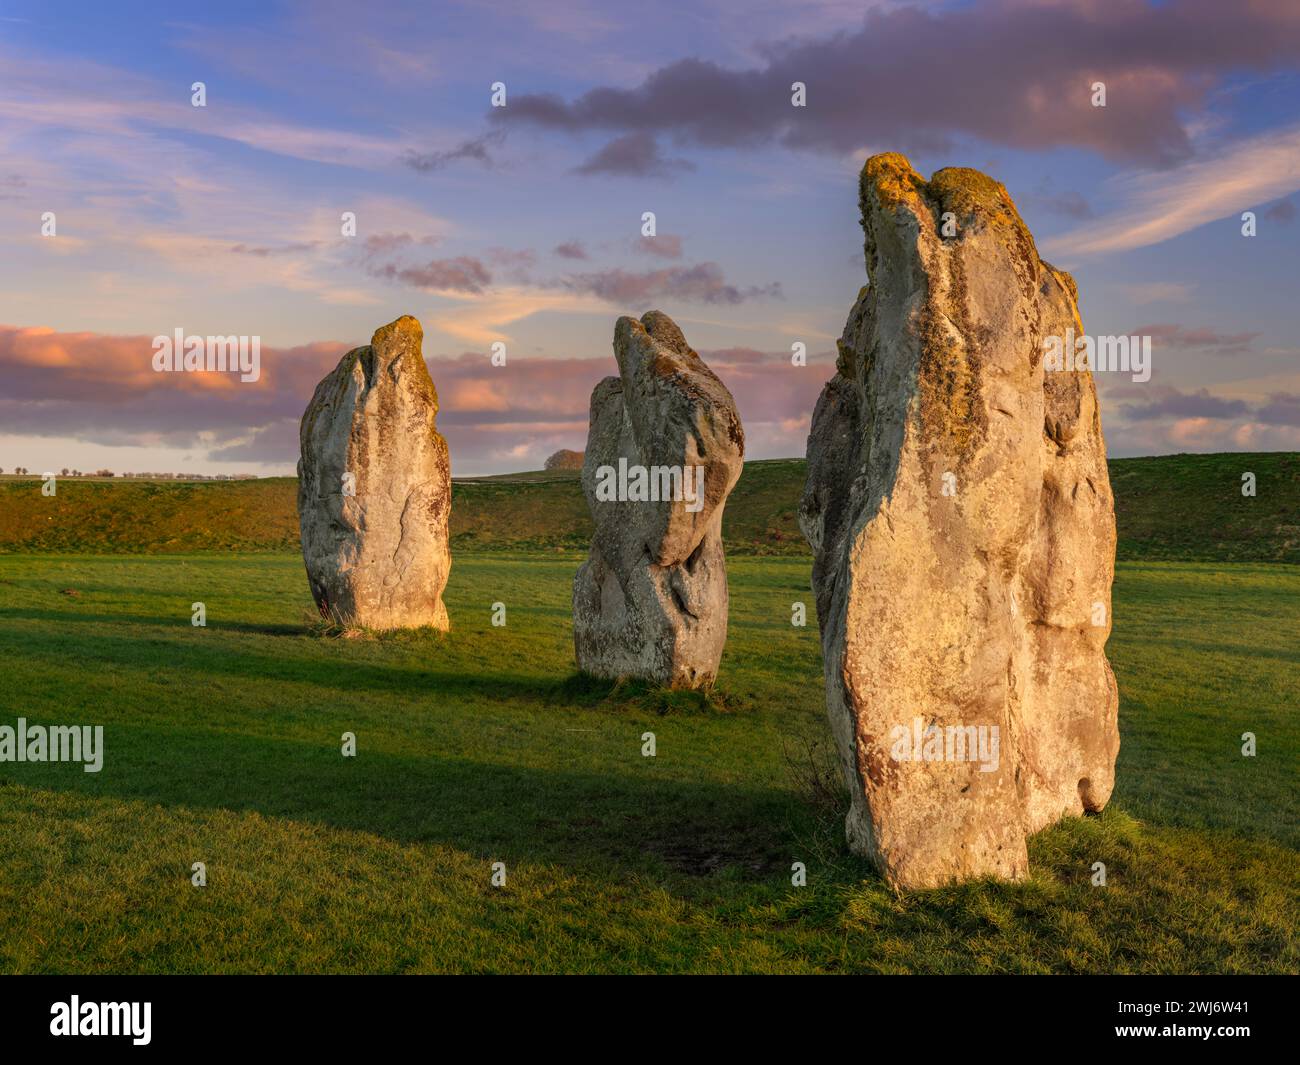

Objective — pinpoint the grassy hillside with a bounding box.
[0,552,1294,973]
[0,452,1295,562]
[1110,452,1299,563]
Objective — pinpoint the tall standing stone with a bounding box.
[799,154,1119,889]
[298,315,451,630]
[573,311,744,689]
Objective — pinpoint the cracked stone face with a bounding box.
[573,310,745,689]
[297,315,451,630]
[799,154,1119,889]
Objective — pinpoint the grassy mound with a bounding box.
[1,452,1295,562]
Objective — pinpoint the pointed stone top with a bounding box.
[858,152,1035,258]
[614,310,702,382]
[358,315,436,408]
[370,314,423,351]
[859,152,928,212]
[638,310,694,358]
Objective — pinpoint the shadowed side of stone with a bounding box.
[799,153,1118,889]
[573,310,744,689]
[297,315,451,630]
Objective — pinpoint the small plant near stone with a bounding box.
[302,610,448,643]
[782,734,849,820]
[780,735,858,878]
[302,610,367,639]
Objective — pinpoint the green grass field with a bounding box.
[0,543,1295,973]
[3,451,1297,560]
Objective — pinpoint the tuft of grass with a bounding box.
[302,609,451,644]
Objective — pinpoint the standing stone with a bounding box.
[573,311,744,688]
[298,315,451,630]
[799,154,1119,889]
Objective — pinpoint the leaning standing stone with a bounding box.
[573,311,744,689]
[297,315,451,630]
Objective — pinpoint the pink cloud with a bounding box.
[0,322,834,473]
[7,320,1298,472]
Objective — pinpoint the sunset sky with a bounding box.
[3,0,1299,476]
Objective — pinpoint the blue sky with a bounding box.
[2,0,1299,475]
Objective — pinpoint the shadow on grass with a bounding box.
[553,672,745,716]
[0,724,813,884]
[0,607,305,638]
[0,615,760,713]
[0,618,825,883]
[0,618,552,700]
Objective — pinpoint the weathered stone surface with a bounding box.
[799,154,1118,889]
[573,311,744,688]
[297,315,451,630]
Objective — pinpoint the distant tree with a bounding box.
[61,468,69,476]
[544,449,584,471]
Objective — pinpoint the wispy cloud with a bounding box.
[1048,124,1300,256]
[1136,322,1260,355]
[0,46,424,170]
[367,255,494,294]
[402,130,505,173]
[561,262,783,306]
[634,234,684,259]
[1127,282,1194,305]
[574,131,695,178]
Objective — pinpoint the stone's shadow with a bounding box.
[0,607,304,638]
[554,671,742,716]
[2,725,797,882]
[0,606,817,882]
[0,614,554,701]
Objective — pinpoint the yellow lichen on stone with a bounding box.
[859,155,1037,262]
[1042,261,1079,308]
[928,167,1022,228]
[370,313,422,348]
[370,315,439,412]
[861,152,927,213]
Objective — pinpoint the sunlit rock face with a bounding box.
[573,311,744,689]
[799,154,1119,890]
[298,315,451,631]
